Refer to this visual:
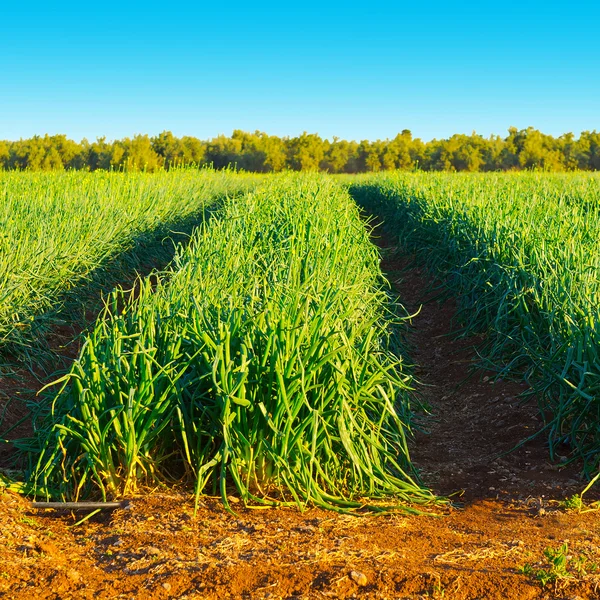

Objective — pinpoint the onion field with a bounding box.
[15,175,434,512]
[350,172,600,473]
[2,170,600,515]
[0,169,257,355]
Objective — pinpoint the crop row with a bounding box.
[350,173,600,472]
[0,169,256,355]
[19,175,434,512]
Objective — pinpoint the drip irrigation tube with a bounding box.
[31,501,130,510]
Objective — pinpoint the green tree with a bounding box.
[120,135,161,171]
[1,128,599,173]
[180,136,206,165]
[0,141,9,169]
[287,133,325,171]
[357,140,383,172]
[205,134,243,169]
[387,131,415,170]
[573,131,600,170]
[323,138,359,173]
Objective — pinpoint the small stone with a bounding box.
[296,525,315,534]
[145,546,161,556]
[162,582,172,591]
[33,539,58,555]
[228,496,240,504]
[350,570,368,586]
[66,569,81,583]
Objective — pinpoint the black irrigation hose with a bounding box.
[31,501,130,510]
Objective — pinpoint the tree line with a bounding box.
[1,127,600,172]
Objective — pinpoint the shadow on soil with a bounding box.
[361,213,595,507]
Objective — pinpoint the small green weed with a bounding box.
[558,471,600,513]
[19,516,41,529]
[519,543,598,587]
[558,494,583,511]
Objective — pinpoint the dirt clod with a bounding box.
[66,569,81,583]
[350,570,368,586]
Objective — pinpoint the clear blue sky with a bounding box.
[1,1,598,142]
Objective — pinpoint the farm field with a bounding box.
[0,170,259,453]
[350,172,600,472]
[1,171,600,599]
[0,169,259,356]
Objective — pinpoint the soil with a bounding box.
[1,228,599,599]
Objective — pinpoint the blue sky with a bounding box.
[1,2,598,142]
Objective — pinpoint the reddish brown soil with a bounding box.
[1,232,599,599]
[0,321,85,466]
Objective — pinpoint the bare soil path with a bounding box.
[376,231,584,504]
[1,227,599,599]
